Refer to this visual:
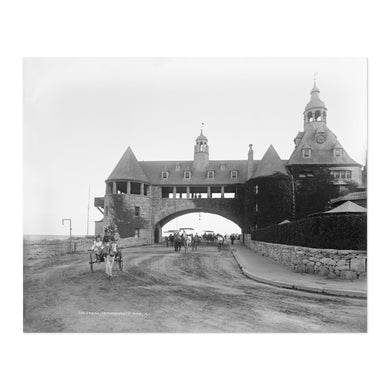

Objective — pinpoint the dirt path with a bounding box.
[23,245,367,332]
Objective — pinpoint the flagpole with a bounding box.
[87,184,90,236]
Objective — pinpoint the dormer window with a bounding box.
[161,171,169,179]
[220,164,226,171]
[184,171,191,180]
[334,148,343,157]
[302,148,312,158]
[230,170,238,179]
[207,170,215,179]
[175,164,181,171]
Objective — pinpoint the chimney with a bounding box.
[247,144,254,179]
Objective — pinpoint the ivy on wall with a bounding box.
[244,174,293,231]
[108,195,148,238]
[291,167,359,219]
[251,214,367,250]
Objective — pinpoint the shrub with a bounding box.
[251,214,366,250]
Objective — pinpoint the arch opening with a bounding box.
[154,210,243,243]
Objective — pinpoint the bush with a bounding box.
[251,214,366,250]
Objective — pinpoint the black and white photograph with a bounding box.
[23,57,367,333]
[4,1,390,389]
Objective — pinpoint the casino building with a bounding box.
[94,81,363,243]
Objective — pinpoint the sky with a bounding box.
[23,58,367,236]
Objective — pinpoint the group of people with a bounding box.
[165,232,201,252]
[91,234,121,277]
[164,232,240,251]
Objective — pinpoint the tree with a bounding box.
[293,167,337,219]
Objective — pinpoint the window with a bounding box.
[254,185,259,194]
[184,171,191,179]
[220,164,226,171]
[144,184,149,196]
[298,171,314,178]
[134,206,140,216]
[255,203,258,212]
[116,181,127,194]
[230,170,238,179]
[161,171,169,179]
[130,182,141,195]
[175,164,180,171]
[331,170,352,180]
[106,182,113,194]
[207,170,215,179]
[302,148,311,158]
[135,228,140,238]
[334,148,343,157]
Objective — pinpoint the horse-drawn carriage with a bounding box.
[88,235,123,273]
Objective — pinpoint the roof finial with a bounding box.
[314,72,318,87]
[201,122,205,135]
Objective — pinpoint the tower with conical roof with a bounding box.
[193,125,209,171]
[100,146,152,241]
[245,144,293,230]
[304,80,327,124]
[286,79,363,217]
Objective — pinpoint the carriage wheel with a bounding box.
[89,252,94,273]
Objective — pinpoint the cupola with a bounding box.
[304,78,327,124]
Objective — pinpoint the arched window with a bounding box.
[307,111,313,122]
[302,148,312,158]
[315,110,322,121]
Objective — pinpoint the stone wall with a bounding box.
[24,236,150,260]
[245,234,367,280]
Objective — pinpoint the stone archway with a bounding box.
[152,200,245,243]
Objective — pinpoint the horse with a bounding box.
[101,241,121,277]
[181,234,191,253]
[173,234,182,252]
[217,235,224,251]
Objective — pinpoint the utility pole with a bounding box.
[87,185,90,236]
[62,218,72,252]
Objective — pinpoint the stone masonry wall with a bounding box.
[244,234,367,280]
[24,236,149,260]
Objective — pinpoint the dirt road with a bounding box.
[23,244,367,332]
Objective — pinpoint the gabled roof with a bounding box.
[139,160,252,185]
[287,121,361,166]
[250,145,288,179]
[325,201,367,214]
[329,191,367,205]
[107,147,149,182]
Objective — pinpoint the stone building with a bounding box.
[94,82,363,243]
